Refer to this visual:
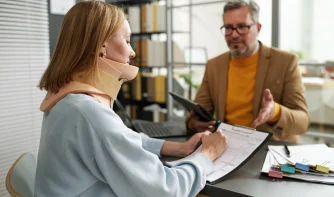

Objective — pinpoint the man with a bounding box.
[186,0,310,143]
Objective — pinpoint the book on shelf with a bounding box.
[133,39,185,67]
[123,73,185,105]
[127,2,166,34]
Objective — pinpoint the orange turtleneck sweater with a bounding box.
[225,51,281,127]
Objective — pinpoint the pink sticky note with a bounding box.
[268,170,283,178]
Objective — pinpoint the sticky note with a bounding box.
[281,165,295,174]
[316,165,329,173]
[269,170,283,178]
[295,163,309,172]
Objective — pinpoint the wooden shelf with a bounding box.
[118,98,167,108]
[108,0,154,6]
[131,31,189,36]
[132,31,166,36]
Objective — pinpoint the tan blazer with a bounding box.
[188,43,310,143]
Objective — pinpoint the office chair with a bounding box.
[6,152,36,197]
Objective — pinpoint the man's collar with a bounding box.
[251,41,260,56]
[258,41,271,58]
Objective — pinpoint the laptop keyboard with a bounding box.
[133,121,172,137]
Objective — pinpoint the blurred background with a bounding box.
[0,0,333,195]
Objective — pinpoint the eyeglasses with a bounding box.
[220,23,256,36]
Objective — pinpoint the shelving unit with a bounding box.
[109,0,224,121]
[109,0,170,121]
[166,0,226,119]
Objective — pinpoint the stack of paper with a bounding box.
[261,144,334,184]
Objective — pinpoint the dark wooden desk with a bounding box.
[161,138,334,197]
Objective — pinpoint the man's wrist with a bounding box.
[268,102,281,124]
[186,117,195,133]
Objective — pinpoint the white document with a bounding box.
[261,151,334,185]
[166,123,271,183]
[268,144,334,170]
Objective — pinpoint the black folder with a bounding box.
[169,92,214,122]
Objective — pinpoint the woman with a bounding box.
[35,1,226,197]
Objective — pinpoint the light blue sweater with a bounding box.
[34,94,213,197]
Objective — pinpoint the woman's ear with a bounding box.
[102,41,108,49]
[99,42,108,57]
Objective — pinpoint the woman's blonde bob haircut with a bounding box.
[39,1,125,92]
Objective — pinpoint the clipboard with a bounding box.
[166,123,273,184]
[169,92,214,122]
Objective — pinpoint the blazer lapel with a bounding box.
[253,43,271,118]
[218,53,230,120]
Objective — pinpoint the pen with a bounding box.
[284,144,291,157]
[213,120,221,133]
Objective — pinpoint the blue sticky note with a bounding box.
[281,165,295,174]
[295,163,309,172]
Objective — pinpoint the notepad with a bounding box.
[166,123,272,184]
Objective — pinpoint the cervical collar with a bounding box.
[40,57,138,112]
[98,57,138,81]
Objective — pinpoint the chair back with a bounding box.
[6,152,36,197]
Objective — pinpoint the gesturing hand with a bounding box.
[252,89,275,128]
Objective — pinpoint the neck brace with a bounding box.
[40,57,138,112]
[98,57,138,81]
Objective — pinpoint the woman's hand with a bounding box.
[160,131,211,157]
[181,131,212,156]
[200,129,227,161]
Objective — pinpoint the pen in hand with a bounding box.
[284,144,291,157]
[213,120,221,133]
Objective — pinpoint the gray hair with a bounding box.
[223,0,260,23]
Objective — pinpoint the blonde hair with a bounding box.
[39,1,125,92]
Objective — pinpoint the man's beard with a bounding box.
[228,39,249,58]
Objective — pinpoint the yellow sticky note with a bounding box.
[316,165,329,173]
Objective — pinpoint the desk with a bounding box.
[162,138,334,197]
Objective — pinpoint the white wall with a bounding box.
[311,0,334,62]
[280,0,304,53]
[280,0,334,62]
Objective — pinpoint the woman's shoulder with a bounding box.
[59,93,107,111]
[55,93,132,139]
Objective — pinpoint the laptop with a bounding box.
[114,100,188,138]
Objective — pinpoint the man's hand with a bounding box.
[252,89,275,128]
[189,111,216,133]
[160,131,211,157]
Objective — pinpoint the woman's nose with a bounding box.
[130,49,136,59]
